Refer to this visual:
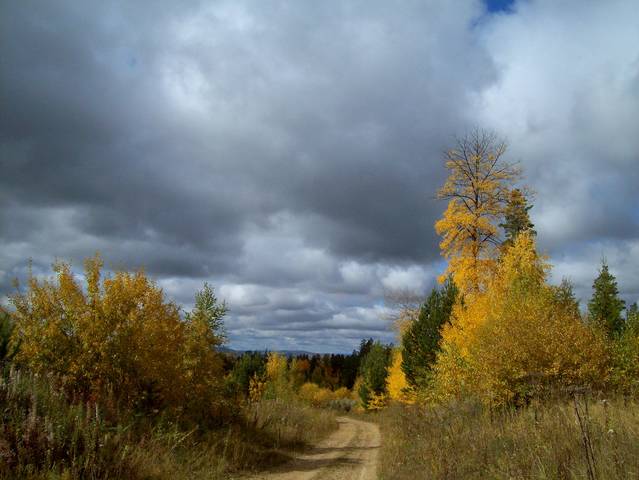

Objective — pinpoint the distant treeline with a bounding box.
[225,338,391,396]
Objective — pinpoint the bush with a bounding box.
[9,256,229,424]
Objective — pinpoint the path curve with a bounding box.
[246,416,381,480]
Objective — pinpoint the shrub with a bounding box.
[9,256,228,423]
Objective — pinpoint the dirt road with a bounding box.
[245,416,381,480]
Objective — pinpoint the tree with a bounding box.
[551,278,581,319]
[588,261,625,336]
[231,352,266,397]
[181,284,228,419]
[500,188,535,247]
[401,278,458,388]
[184,283,227,348]
[435,129,520,294]
[386,348,414,403]
[431,233,608,405]
[264,352,291,400]
[358,341,391,408]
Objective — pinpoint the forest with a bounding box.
[1,131,638,479]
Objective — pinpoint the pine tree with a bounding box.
[500,188,535,247]
[588,261,625,336]
[401,278,458,388]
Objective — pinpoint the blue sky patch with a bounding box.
[484,0,516,13]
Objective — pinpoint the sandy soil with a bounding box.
[244,416,381,480]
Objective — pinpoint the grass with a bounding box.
[0,367,338,479]
[377,396,639,480]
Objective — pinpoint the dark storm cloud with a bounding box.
[1,0,638,352]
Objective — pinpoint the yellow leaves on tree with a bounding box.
[431,233,609,405]
[264,352,291,400]
[10,255,226,418]
[435,129,520,294]
[386,348,415,403]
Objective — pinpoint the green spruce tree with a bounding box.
[357,341,391,407]
[500,188,536,247]
[588,261,625,336]
[401,278,458,388]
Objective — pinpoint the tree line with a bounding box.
[389,129,639,406]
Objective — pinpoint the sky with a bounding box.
[1,0,638,353]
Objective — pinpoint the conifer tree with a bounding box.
[588,261,625,336]
[401,278,458,388]
[357,342,391,407]
[500,188,535,247]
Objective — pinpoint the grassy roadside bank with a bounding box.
[376,398,639,480]
[0,368,337,480]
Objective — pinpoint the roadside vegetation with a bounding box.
[368,129,639,479]
[0,259,345,479]
[2,129,638,479]
[378,398,639,480]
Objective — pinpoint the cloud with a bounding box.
[1,0,638,351]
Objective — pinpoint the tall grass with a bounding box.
[378,397,639,480]
[245,399,337,449]
[0,367,337,479]
[0,366,139,479]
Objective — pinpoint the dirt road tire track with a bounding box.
[244,416,381,480]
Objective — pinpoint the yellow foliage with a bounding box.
[298,382,327,407]
[9,255,225,416]
[367,392,388,411]
[264,352,291,400]
[435,200,499,293]
[266,352,288,380]
[297,382,350,407]
[249,373,266,403]
[431,234,610,405]
[435,131,519,294]
[386,349,415,403]
[333,387,351,399]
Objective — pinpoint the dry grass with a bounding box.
[0,368,337,479]
[378,396,639,480]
